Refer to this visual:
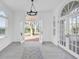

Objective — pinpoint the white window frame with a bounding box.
[0,11,8,38]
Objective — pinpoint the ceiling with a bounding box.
[1,0,64,12]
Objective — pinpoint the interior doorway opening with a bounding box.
[23,20,41,42]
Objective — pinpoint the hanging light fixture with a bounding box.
[27,0,37,16]
[26,0,38,21]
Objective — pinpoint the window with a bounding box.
[60,1,79,57]
[0,11,7,38]
[61,1,79,16]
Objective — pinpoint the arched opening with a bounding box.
[59,1,79,58]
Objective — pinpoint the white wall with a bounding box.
[38,11,53,42]
[12,10,54,42]
[12,11,24,42]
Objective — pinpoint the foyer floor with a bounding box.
[0,42,77,59]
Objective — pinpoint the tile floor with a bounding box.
[0,42,77,59]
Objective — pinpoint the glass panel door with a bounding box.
[60,15,79,55]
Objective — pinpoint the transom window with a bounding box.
[61,1,79,16]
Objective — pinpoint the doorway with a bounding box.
[22,20,41,42]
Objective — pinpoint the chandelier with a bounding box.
[27,0,37,16]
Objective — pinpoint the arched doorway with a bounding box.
[59,1,79,59]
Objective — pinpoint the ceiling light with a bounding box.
[27,0,37,16]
